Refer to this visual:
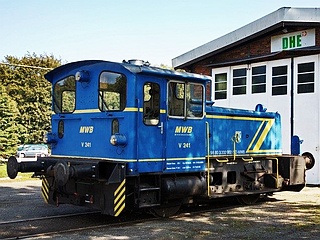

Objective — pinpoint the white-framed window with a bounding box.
[252,65,266,94]
[214,73,227,100]
[272,65,288,96]
[232,68,247,95]
[297,62,315,94]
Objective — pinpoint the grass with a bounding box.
[0,163,34,180]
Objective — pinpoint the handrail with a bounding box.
[205,122,210,197]
[215,158,229,163]
[242,157,253,162]
[233,137,236,160]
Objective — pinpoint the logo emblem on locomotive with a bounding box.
[79,126,94,133]
[175,126,193,134]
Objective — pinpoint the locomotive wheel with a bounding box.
[237,194,260,205]
[151,204,181,218]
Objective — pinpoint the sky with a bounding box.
[0,0,319,66]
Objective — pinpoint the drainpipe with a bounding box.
[290,57,294,153]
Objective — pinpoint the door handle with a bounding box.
[158,122,164,134]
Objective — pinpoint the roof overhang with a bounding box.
[172,7,320,69]
[206,46,320,68]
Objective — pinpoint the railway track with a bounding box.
[0,179,273,239]
[0,210,157,239]
[1,178,319,239]
[0,197,251,239]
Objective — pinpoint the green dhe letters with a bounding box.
[282,34,302,50]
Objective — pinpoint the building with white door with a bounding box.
[172,7,320,184]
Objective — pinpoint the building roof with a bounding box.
[172,7,320,69]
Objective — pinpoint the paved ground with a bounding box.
[0,178,93,222]
[1,178,320,239]
[67,186,320,239]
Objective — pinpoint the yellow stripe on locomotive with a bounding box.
[206,109,282,157]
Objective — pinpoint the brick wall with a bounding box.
[187,27,320,75]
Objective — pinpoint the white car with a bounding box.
[16,144,49,158]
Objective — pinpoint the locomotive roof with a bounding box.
[45,60,212,83]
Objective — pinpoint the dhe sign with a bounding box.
[271,29,315,52]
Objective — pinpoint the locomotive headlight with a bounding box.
[75,70,90,83]
[110,134,127,146]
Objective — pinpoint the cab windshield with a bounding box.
[99,71,127,111]
[53,76,76,113]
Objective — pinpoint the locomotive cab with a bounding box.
[43,60,209,174]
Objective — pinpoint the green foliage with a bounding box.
[0,86,20,157]
[158,64,185,72]
[158,64,173,70]
[0,53,61,158]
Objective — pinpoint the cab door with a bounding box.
[137,79,166,173]
[165,81,206,173]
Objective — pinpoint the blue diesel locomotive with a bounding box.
[7,60,311,217]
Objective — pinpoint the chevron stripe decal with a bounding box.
[41,177,50,204]
[114,179,126,216]
[246,118,280,153]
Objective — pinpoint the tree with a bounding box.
[0,53,61,149]
[157,64,185,72]
[0,86,20,158]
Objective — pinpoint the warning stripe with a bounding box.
[114,179,126,216]
[41,178,49,204]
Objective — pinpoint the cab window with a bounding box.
[53,76,76,113]
[168,81,204,118]
[99,72,127,111]
[143,82,160,125]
